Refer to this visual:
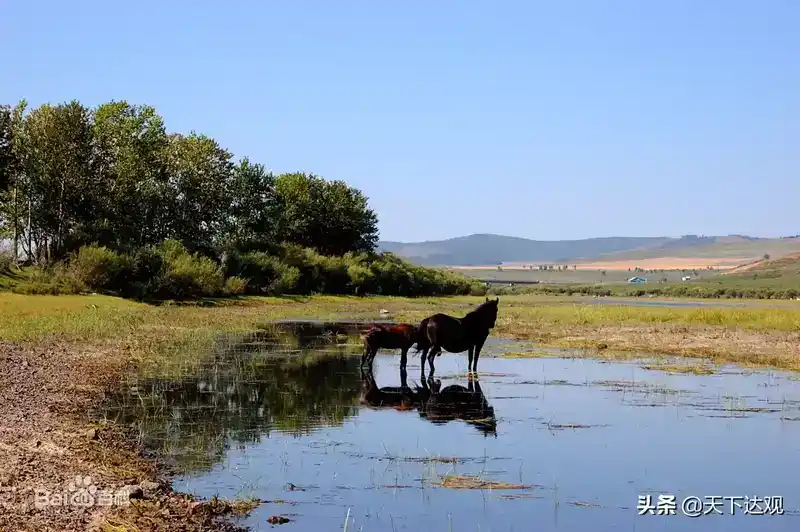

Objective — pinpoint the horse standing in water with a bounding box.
[360,323,420,370]
[415,297,499,374]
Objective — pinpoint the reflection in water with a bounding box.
[420,375,497,436]
[98,326,364,473]
[359,365,498,436]
[98,322,800,532]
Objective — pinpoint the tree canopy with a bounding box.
[0,99,380,263]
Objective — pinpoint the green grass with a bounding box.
[3,292,799,343]
[3,292,800,372]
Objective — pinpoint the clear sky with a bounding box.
[2,1,798,243]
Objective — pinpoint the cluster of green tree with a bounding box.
[0,100,481,299]
[489,283,800,300]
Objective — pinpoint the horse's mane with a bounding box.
[462,299,497,322]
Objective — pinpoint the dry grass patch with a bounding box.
[434,474,532,490]
[640,362,717,375]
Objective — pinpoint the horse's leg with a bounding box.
[428,346,440,375]
[419,347,429,377]
[361,344,371,368]
[472,337,487,374]
[400,347,409,372]
[368,346,378,368]
[467,346,474,378]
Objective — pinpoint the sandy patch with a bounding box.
[570,257,754,271]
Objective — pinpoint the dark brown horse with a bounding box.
[360,323,420,369]
[415,297,499,374]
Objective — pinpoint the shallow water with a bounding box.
[100,325,800,531]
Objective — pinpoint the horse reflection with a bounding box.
[418,375,497,437]
[359,366,417,411]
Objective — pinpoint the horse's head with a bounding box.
[477,297,499,329]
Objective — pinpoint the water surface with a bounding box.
[100,325,800,531]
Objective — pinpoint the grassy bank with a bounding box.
[488,277,800,300]
[3,292,800,371]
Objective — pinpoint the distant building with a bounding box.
[627,276,647,284]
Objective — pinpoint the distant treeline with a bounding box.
[0,100,481,299]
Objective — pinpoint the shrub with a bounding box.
[68,245,130,291]
[15,265,86,295]
[151,240,225,299]
[158,253,225,298]
[0,251,12,273]
[346,263,375,295]
[235,252,300,295]
[121,247,165,299]
[223,276,249,295]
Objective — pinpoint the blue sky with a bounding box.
[2,1,798,242]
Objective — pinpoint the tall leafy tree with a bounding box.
[319,179,379,255]
[165,132,234,252]
[0,105,12,194]
[274,172,378,256]
[92,101,171,251]
[0,101,28,260]
[223,157,280,251]
[12,100,95,261]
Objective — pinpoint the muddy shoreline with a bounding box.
[0,341,259,532]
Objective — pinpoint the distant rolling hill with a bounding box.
[723,252,800,278]
[377,233,800,266]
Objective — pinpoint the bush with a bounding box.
[68,245,130,291]
[6,240,483,300]
[156,241,225,298]
[121,247,165,299]
[15,264,86,295]
[234,251,300,295]
[0,251,12,273]
[223,276,249,295]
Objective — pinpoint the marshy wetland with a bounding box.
[98,320,800,531]
[2,293,800,531]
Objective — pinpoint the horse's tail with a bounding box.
[412,318,431,354]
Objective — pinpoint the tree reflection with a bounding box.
[98,327,363,474]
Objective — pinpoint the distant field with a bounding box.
[592,237,800,262]
[455,257,749,272]
[447,266,720,285]
[571,257,749,271]
[476,253,800,300]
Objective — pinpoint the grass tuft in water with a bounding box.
[434,474,532,490]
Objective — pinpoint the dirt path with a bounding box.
[0,342,257,532]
